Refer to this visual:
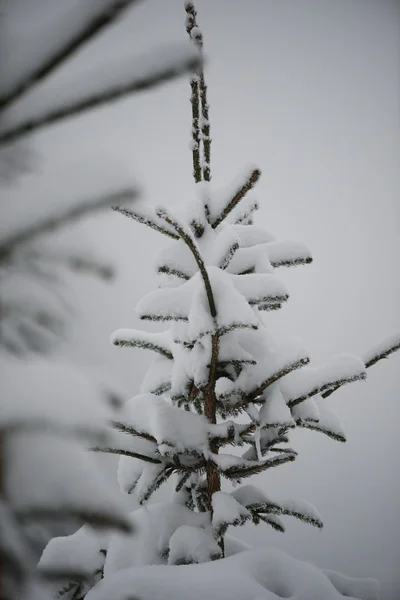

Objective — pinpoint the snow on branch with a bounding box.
[185,2,211,183]
[363,332,400,370]
[212,168,261,229]
[111,329,173,359]
[284,354,367,408]
[320,332,400,402]
[0,0,138,111]
[112,204,179,239]
[231,272,289,307]
[157,207,217,318]
[212,492,251,537]
[231,485,323,530]
[0,188,138,263]
[0,43,203,145]
[266,240,313,268]
[250,357,310,400]
[213,452,296,480]
[185,4,201,183]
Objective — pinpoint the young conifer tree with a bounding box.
[91,2,400,563]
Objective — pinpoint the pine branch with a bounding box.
[271,256,313,268]
[156,207,217,318]
[219,453,296,480]
[185,2,212,183]
[91,446,161,464]
[296,420,346,443]
[0,0,138,112]
[17,507,132,533]
[289,370,367,408]
[138,466,175,504]
[0,188,138,263]
[185,4,202,183]
[258,514,285,532]
[110,421,157,443]
[247,501,323,529]
[321,334,400,400]
[112,205,179,239]
[157,265,191,281]
[247,357,310,402]
[218,242,239,270]
[0,46,203,145]
[111,330,173,359]
[363,333,400,369]
[212,168,261,229]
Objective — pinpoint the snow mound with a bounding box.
[87,547,379,600]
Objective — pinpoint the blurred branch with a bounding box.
[0,0,140,111]
[0,47,203,145]
[0,188,138,263]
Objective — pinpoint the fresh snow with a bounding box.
[119,393,209,455]
[282,353,366,405]
[86,547,379,600]
[212,492,250,532]
[168,525,221,565]
[38,525,108,579]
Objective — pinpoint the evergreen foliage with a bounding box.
[91,0,400,568]
[40,3,399,599]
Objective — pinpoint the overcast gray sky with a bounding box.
[4,1,400,598]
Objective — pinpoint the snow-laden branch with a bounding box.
[321,333,400,400]
[157,207,217,318]
[0,188,138,262]
[212,168,261,229]
[112,205,179,239]
[0,0,139,111]
[363,333,400,369]
[185,2,211,183]
[285,354,367,408]
[111,329,173,360]
[0,44,203,145]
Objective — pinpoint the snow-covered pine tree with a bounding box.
[42,4,399,599]
[93,1,400,563]
[0,2,203,598]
